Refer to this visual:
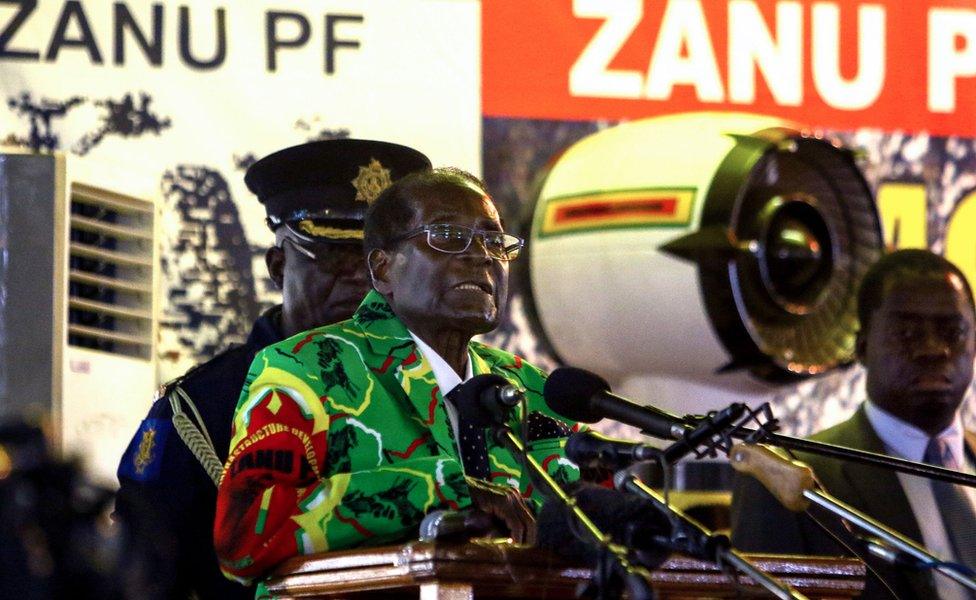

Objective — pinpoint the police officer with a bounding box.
[115,139,432,600]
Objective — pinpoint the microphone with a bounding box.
[495,385,523,407]
[660,402,747,463]
[614,472,809,600]
[537,484,671,566]
[565,431,660,469]
[467,375,658,597]
[544,367,690,440]
[446,374,525,427]
[418,509,494,541]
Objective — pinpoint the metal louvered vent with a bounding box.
[67,183,155,359]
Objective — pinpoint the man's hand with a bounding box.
[466,477,537,545]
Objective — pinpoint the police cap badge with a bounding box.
[246,139,431,242]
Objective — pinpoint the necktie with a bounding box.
[924,437,976,572]
[446,395,490,479]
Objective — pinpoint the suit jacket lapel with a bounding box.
[838,406,934,599]
[396,346,458,458]
[839,407,923,542]
[470,350,491,376]
[351,291,458,459]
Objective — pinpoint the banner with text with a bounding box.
[0,0,480,379]
[481,0,976,433]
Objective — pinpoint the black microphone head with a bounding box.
[446,374,513,427]
[537,484,671,564]
[543,367,610,423]
[566,431,647,470]
[564,431,607,468]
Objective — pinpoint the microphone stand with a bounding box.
[491,424,655,600]
[449,374,655,599]
[731,443,976,593]
[616,473,809,600]
[724,420,976,488]
[544,368,976,486]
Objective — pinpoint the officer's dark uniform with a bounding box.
[115,139,432,600]
[116,309,281,599]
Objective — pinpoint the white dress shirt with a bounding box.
[408,331,473,456]
[864,401,976,600]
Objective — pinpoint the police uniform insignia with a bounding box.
[294,219,364,240]
[118,418,173,482]
[351,158,392,204]
[134,425,158,475]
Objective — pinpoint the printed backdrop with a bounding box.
[0,0,480,376]
[2,0,976,440]
[479,0,976,435]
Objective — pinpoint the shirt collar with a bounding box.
[864,400,965,465]
[408,331,473,394]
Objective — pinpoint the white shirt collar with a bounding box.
[408,331,473,395]
[864,400,966,465]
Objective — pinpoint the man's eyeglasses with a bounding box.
[395,223,524,261]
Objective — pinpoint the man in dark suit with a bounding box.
[732,249,976,600]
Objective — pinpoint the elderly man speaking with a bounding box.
[214,168,580,587]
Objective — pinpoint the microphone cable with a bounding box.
[802,507,903,600]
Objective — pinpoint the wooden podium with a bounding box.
[265,541,865,599]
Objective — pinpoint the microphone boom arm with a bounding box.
[544,366,976,488]
[731,443,976,592]
[618,473,809,600]
[730,422,976,488]
[492,425,656,599]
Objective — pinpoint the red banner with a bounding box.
[483,0,976,136]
